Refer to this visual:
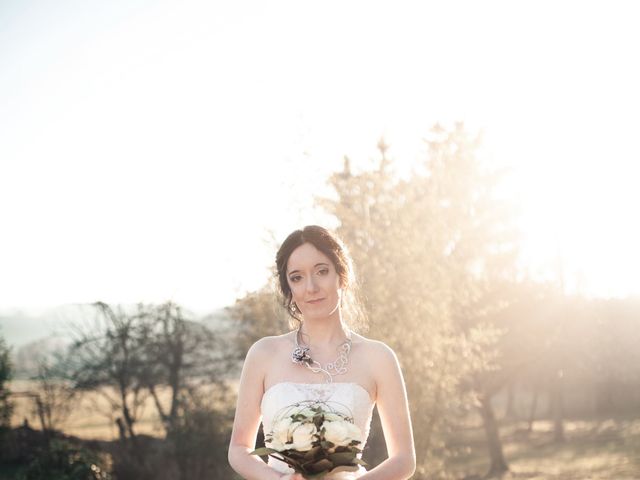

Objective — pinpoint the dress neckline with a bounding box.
[263,381,375,403]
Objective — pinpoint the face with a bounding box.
[286,242,343,321]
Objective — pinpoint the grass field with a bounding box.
[9,380,170,440]
[447,417,640,479]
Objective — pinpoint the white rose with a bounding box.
[323,420,361,447]
[265,437,286,452]
[344,422,362,444]
[271,417,293,446]
[323,412,344,422]
[290,422,317,451]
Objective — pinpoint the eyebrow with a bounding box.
[288,263,330,275]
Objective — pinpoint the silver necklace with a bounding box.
[291,327,352,383]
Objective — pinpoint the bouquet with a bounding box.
[251,400,366,479]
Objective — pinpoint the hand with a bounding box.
[279,474,306,480]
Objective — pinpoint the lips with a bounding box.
[307,298,325,304]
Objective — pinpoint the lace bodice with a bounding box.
[260,382,375,479]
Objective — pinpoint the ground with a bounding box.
[447,416,640,479]
[6,380,640,479]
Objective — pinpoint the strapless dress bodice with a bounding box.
[260,382,375,479]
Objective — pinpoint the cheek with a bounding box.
[289,282,304,298]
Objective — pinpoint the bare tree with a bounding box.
[142,302,234,436]
[31,360,77,436]
[67,302,149,440]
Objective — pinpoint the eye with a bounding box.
[318,268,329,276]
[289,275,302,283]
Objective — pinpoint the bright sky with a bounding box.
[1,0,639,314]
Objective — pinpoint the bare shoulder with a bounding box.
[245,332,295,359]
[240,332,295,391]
[351,333,398,366]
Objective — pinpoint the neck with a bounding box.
[299,314,349,348]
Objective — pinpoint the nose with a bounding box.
[305,275,319,293]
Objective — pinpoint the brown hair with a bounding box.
[275,225,367,331]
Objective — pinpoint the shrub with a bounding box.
[20,439,111,480]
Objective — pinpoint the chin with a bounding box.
[301,305,340,321]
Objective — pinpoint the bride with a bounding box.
[228,226,415,479]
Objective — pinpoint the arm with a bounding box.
[360,343,416,480]
[228,338,304,480]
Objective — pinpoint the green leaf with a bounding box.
[303,446,322,460]
[313,414,324,429]
[249,447,278,456]
[328,451,358,466]
[284,450,308,461]
[306,458,333,473]
[277,454,302,469]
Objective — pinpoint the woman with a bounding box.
[228,226,415,479]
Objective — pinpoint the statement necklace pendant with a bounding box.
[292,327,352,383]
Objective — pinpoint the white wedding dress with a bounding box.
[261,382,375,479]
